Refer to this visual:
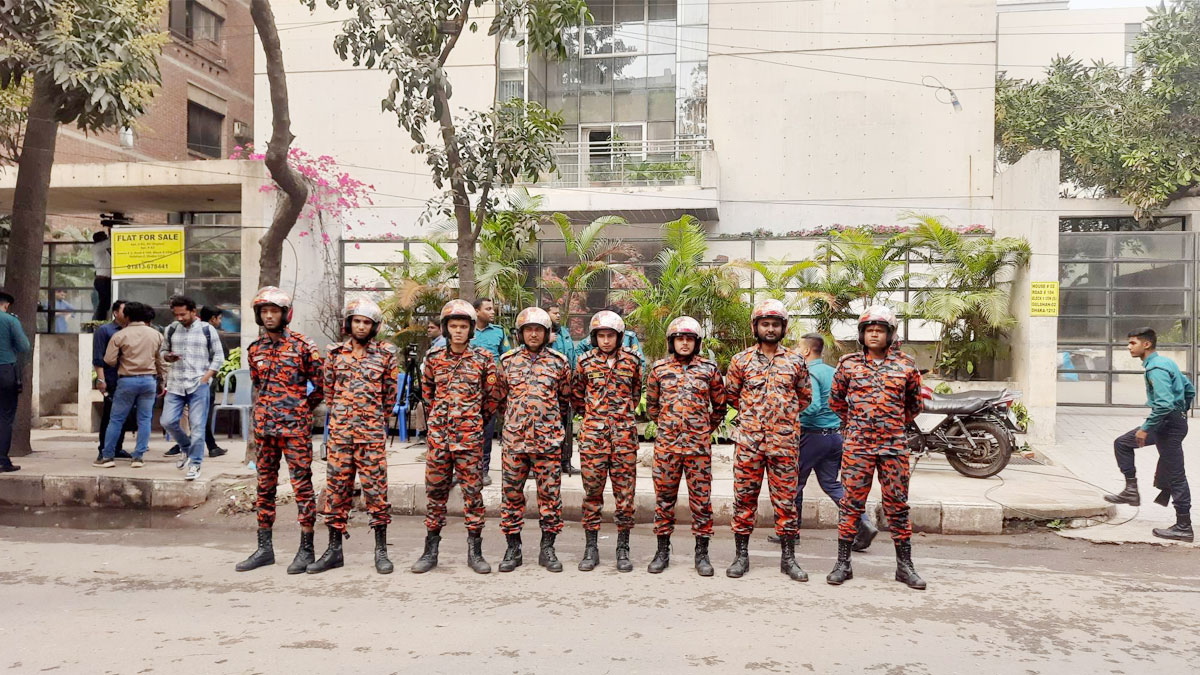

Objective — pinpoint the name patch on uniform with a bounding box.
[588,371,606,380]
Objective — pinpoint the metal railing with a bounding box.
[526,138,713,188]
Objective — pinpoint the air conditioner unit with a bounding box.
[233,120,251,138]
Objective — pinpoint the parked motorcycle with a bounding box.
[907,384,1023,478]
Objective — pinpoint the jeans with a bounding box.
[796,431,869,527]
[102,375,156,459]
[162,383,211,466]
[1114,412,1191,515]
[98,377,136,452]
[0,364,17,467]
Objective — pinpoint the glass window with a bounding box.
[1112,317,1193,345]
[678,25,707,62]
[1059,262,1108,288]
[1113,262,1191,288]
[679,0,708,25]
[1057,379,1106,404]
[1059,216,1184,232]
[1113,233,1191,260]
[193,4,222,44]
[187,101,223,158]
[1060,290,1108,316]
[1059,235,1108,259]
[1113,289,1188,316]
[1057,317,1108,342]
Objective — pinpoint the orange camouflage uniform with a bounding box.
[495,346,572,534]
[320,339,399,532]
[421,345,502,533]
[570,346,643,532]
[646,354,726,537]
[724,345,812,537]
[248,330,324,530]
[830,344,923,542]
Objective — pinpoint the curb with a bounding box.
[0,472,1116,535]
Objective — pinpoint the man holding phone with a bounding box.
[160,295,224,481]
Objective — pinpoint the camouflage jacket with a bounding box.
[570,346,643,455]
[324,339,399,444]
[496,346,571,455]
[421,345,501,433]
[646,355,726,456]
[830,345,923,455]
[248,330,324,439]
[724,345,812,455]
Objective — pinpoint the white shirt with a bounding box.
[92,240,112,277]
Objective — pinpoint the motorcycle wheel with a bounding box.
[944,419,1012,478]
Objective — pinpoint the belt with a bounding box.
[802,427,841,435]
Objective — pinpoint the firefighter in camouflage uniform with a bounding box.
[723,299,812,581]
[645,316,726,577]
[411,299,501,575]
[308,297,399,576]
[235,287,325,574]
[571,310,643,572]
[827,305,926,590]
[494,307,573,573]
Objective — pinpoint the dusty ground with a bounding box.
[1,503,1198,674]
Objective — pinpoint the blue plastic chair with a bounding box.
[210,369,252,439]
[391,371,409,442]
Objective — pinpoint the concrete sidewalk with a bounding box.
[0,427,1114,535]
[1043,407,1199,548]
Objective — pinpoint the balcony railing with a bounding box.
[527,138,713,188]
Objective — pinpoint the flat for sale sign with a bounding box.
[111,227,186,278]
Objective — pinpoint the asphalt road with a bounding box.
[1,507,1198,674]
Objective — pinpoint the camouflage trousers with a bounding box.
[322,442,391,532]
[839,450,911,542]
[730,444,799,537]
[424,431,485,533]
[500,452,563,534]
[652,452,713,537]
[581,451,637,532]
[255,435,316,530]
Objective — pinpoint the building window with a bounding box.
[1059,216,1185,233]
[1124,22,1141,69]
[169,0,224,47]
[187,101,224,158]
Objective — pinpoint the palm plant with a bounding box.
[376,240,457,349]
[539,213,633,333]
[617,216,750,366]
[735,258,821,341]
[901,213,1031,378]
[806,229,909,354]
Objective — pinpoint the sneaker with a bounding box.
[0,464,19,473]
[176,451,190,469]
[208,447,228,458]
[164,445,181,457]
[113,449,133,460]
[130,458,145,468]
[93,457,116,468]
[185,463,202,481]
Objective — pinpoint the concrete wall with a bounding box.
[32,334,80,419]
[997,6,1148,83]
[994,150,1060,444]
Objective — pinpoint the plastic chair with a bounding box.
[391,371,410,442]
[210,369,252,440]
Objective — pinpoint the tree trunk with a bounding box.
[433,80,476,302]
[7,75,60,456]
[250,0,308,290]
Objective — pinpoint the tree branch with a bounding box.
[438,0,472,67]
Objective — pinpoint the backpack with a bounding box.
[166,322,216,362]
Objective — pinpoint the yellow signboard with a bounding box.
[111,228,186,279]
[1030,281,1059,317]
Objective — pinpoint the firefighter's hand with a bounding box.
[1135,429,1148,447]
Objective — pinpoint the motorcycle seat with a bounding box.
[922,397,988,415]
[932,390,1006,401]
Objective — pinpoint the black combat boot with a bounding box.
[1152,513,1194,542]
[780,536,809,582]
[615,530,633,573]
[410,529,441,574]
[286,530,315,574]
[851,518,879,552]
[538,531,563,573]
[235,528,275,572]
[647,534,671,574]
[578,530,599,572]
[1104,478,1141,506]
[306,527,344,574]
[895,541,927,590]
[498,533,523,573]
[726,533,750,578]
[374,526,394,574]
[694,536,714,577]
[826,539,853,585]
[467,532,491,574]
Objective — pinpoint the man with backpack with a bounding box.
[160,295,224,481]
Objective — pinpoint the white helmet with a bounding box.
[857,304,899,344]
[344,296,383,338]
[515,306,552,347]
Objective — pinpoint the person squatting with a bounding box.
[236,291,929,589]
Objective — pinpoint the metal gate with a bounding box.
[1057,225,1196,406]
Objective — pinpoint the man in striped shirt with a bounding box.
[160,295,225,481]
